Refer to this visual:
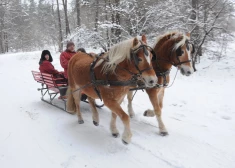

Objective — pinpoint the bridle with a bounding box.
[153,40,195,67]
[118,42,155,76]
[151,40,195,87]
[88,41,156,100]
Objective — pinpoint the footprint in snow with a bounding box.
[221,116,231,120]
[25,111,39,120]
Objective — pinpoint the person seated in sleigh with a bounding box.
[39,50,67,98]
[39,50,65,78]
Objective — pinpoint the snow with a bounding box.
[0,45,235,168]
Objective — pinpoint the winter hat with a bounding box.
[39,50,53,65]
[66,41,75,48]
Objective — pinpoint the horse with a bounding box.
[127,31,195,136]
[66,35,157,144]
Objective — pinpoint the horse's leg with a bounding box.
[73,90,84,124]
[106,101,132,144]
[87,97,99,126]
[110,112,119,138]
[127,91,135,118]
[158,88,165,109]
[145,88,168,136]
[144,88,165,117]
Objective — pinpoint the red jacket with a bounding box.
[60,50,76,78]
[39,60,59,75]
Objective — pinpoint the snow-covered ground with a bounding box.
[0,44,234,168]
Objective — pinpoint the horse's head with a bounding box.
[171,33,195,76]
[130,35,157,87]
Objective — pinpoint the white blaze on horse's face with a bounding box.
[142,46,158,88]
[179,44,194,76]
[134,40,157,88]
[145,50,151,65]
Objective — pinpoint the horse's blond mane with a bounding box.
[102,37,142,73]
[154,31,190,50]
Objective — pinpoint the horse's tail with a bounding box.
[66,86,76,114]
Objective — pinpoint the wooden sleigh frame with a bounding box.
[31,71,104,112]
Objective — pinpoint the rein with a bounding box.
[131,42,192,91]
[88,44,154,100]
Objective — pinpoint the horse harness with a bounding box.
[153,39,195,67]
[132,40,195,90]
[89,43,154,100]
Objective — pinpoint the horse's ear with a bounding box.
[141,35,147,43]
[133,37,139,46]
[186,32,191,37]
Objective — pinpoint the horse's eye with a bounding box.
[138,58,142,62]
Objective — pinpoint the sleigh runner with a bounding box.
[31,71,104,112]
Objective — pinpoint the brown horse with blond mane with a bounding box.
[66,35,157,144]
[127,31,195,135]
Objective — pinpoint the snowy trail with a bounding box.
[0,49,235,168]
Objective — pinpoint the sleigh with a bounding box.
[31,71,104,112]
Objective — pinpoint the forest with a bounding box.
[0,0,234,68]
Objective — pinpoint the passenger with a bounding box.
[77,48,86,53]
[39,50,60,75]
[60,41,76,79]
[39,50,66,83]
[77,48,97,57]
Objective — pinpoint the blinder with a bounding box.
[176,47,183,57]
[131,44,152,65]
[132,53,142,66]
[130,44,154,74]
[173,39,195,66]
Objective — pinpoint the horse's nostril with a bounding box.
[149,80,154,84]
[187,71,191,75]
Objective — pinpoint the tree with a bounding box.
[95,0,99,31]
[62,0,70,36]
[56,0,63,51]
[76,0,81,27]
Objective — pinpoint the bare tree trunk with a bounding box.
[76,0,81,27]
[56,0,63,51]
[104,0,110,48]
[114,0,121,42]
[4,32,8,52]
[0,31,3,53]
[62,0,70,36]
[95,0,99,31]
[0,5,4,53]
[191,0,200,71]
[109,0,115,44]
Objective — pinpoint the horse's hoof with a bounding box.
[122,139,129,145]
[78,120,84,124]
[93,121,99,126]
[112,133,119,138]
[160,132,168,136]
[143,111,148,116]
